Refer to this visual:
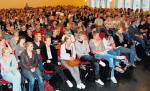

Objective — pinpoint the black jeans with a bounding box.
[80,55,101,80]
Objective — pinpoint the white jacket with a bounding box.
[60,43,76,60]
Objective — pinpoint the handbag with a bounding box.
[64,59,80,67]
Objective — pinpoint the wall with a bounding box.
[0,0,86,9]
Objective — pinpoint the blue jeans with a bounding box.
[80,55,100,80]
[22,68,44,91]
[109,46,136,65]
[95,52,117,78]
[2,70,21,91]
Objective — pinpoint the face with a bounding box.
[2,49,10,56]
[27,43,33,51]
[80,35,87,41]
[66,37,72,44]
[0,39,6,45]
[14,32,19,36]
[45,38,51,46]
[20,38,26,44]
[35,34,41,41]
[94,33,100,40]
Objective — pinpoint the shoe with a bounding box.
[99,61,106,67]
[135,57,141,61]
[115,67,124,73]
[111,77,117,83]
[116,56,126,60]
[80,83,86,89]
[95,79,104,85]
[66,80,73,88]
[132,64,136,68]
[77,84,82,89]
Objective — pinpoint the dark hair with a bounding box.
[17,36,26,44]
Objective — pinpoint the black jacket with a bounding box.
[20,50,39,70]
[40,44,58,71]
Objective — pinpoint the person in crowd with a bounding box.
[15,36,26,61]
[89,31,126,84]
[41,36,73,88]
[10,30,19,51]
[60,34,86,89]
[20,42,44,91]
[0,47,21,91]
[75,31,106,85]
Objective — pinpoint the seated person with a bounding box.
[75,31,106,86]
[89,31,125,84]
[41,36,73,88]
[0,47,21,91]
[20,42,44,91]
[60,34,85,89]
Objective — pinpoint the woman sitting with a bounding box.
[60,34,86,89]
[40,36,73,88]
[0,47,21,91]
[20,42,44,91]
[89,31,125,84]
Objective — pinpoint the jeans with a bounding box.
[22,68,44,91]
[110,46,136,65]
[2,70,21,91]
[95,52,116,78]
[80,55,100,80]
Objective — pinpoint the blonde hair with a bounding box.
[2,47,9,54]
[24,42,33,49]
[62,34,71,42]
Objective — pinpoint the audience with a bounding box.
[0,5,149,90]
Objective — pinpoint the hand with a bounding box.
[70,57,74,60]
[36,49,40,54]
[124,44,128,47]
[31,68,35,72]
[58,62,61,65]
[46,60,51,63]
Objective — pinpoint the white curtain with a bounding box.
[133,0,141,10]
[142,0,150,11]
[117,0,124,8]
[125,0,131,8]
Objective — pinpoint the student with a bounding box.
[20,42,44,91]
[0,47,21,91]
[89,31,125,84]
[75,31,106,85]
[41,36,73,88]
[60,34,85,89]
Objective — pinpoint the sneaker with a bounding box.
[99,61,106,67]
[80,83,86,89]
[111,77,117,83]
[132,64,136,68]
[116,56,126,60]
[115,67,124,73]
[66,80,73,88]
[95,79,104,85]
[135,57,141,61]
[77,84,82,89]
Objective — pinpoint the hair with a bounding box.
[43,36,51,41]
[62,34,71,42]
[0,36,5,41]
[92,31,98,37]
[17,36,26,44]
[2,47,9,54]
[78,31,86,36]
[24,42,33,49]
